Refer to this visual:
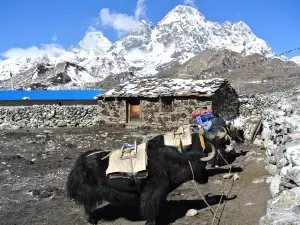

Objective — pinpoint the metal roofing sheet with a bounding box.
[0,90,107,101]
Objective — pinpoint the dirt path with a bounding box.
[0,127,270,225]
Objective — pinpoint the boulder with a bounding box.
[285,166,300,186]
[285,145,300,166]
[260,187,300,225]
[269,174,281,197]
[277,157,288,170]
[185,209,198,217]
[266,164,277,176]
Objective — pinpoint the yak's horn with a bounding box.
[221,126,227,134]
[225,134,232,141]
[217,127,227,138]
[237,136,244,142]
[200,142,216,162]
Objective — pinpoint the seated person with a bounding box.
[194,112,212,131]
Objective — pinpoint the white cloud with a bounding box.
[2,46,45,58]
[183,0,196,7]
[1,44,77,62]
[87,25,97,32]
[99,8,144,37]
[51,33,58,42]
[98,0,147,37]
[135,0,147,20]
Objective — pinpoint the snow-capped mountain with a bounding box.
[85,5,273,76]
[0,32,112,83]
[0,61,97,90]
[0,4,275,88]
[0,56,46,81]
[0,44,79,81]
[290,56,300,65]
[73,30,112,61]
[81,52,130,79]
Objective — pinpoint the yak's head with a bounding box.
[225,121,245,143]
[183,125,217,163]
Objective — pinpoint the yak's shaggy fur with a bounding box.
[66,133,210,225]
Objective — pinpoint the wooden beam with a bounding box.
[251,116,263,141]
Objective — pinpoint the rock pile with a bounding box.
[260,187,300,224]
[0,105,104,129]
[237,94,277,141]
[237,92,300,224]
[238,93,285,118]
[238,95,264,117]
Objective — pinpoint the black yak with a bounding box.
[66,131,216,225]
[202,116,245,167]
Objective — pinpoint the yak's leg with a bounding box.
[84,203,98,225]
[140,182,169,225]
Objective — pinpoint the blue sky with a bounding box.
[1,0,300,59]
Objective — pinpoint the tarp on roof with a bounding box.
[0,90,107,101]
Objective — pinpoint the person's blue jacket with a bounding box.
[196,114,213,131]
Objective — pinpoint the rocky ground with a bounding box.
[0,126,270,225]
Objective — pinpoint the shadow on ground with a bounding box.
[207,166,243,177]
[91,194,237,224]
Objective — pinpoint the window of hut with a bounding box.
[161,99,173,112]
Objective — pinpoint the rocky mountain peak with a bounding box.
[231,21,253,36]
[159,5,205,26]
[221,21,233,28]
[290,56,300,65]
[170,5,204,17]
[75,30,112,53]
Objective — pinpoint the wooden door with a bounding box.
[126,100,141,122]
[130,104,141,121]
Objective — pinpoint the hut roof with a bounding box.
[97,78,227,98]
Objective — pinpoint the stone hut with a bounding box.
[97,78,239,128]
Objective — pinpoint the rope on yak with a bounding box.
[188,138,252,225]
[211,150,233,225]
[211,147,250,225]
[188,147,237,225]
[188,161,219,220]
[128,140,142,193]
[85,150,112,159]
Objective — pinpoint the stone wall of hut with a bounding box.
[141,98,212,128]
[97,98,213,128]
[97,99,126,124]
[212,84,239,120]
[97,84,239,128]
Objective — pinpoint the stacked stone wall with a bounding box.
[0,105,104,129]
